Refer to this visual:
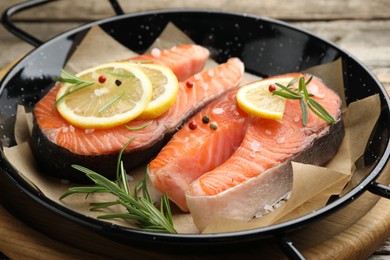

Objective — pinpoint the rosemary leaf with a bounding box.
[142,166,152,201]
[307,99,337,124]
[97,213,145,221]
[53,82,94,112]
[126,121,152,131]
[275,83,301,97]
[305,75,313,86]
[300,76,311,100]
[59,186,108,199]
[286,77,298,88]
[89,201,121,211]
[272,90,301,100]
[98,92,125,113]
[162,194,174,225]
[86,172,126,198]
[299,98,308,126]
[120,161,130,195]
[116,137,135,182]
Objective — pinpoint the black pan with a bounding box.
[1,0,390,259]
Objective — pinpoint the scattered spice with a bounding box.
[202,115,210,124]
[186,81,194,88]
[210,122,218,130]
[98,75,106,84]
[189,121,197,130]
[115,79,122,86]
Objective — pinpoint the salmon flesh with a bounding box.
[149,73,344,230]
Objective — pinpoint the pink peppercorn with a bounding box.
[98,75,106,83]
[188,121,197,130]
[186,81,194,88]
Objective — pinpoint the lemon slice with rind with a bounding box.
[56,62,152,129]
[131,63,179,119]
[236,77,295,120]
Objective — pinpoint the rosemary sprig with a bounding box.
[125,121,152,131]
[53,69,95,111]
[60,138,176,234]
[98,92,125,113]
[272,76,336,126]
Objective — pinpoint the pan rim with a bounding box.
[1,8,389,245]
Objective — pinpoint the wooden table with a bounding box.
[0,0,389,259]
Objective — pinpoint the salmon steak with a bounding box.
[148,89,251,211]
[149,73,344,231]
[31,44,245,182]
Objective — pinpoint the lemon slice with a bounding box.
[236,77,295,120]
[56,62,152,129]
[132,63,179,119]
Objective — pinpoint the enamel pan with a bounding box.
[1,1,390,258]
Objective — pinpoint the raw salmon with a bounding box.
[31,52,244,182]
[129,44,209,81]
[185,73,344,230]
[148,89,251,211]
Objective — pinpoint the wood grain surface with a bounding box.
[1,0,390,259]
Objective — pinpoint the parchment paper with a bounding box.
[3,23,381,234]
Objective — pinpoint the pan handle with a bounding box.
[2,0,124,47]
[368,181,390,199]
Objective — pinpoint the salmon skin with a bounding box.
[31,47,244,183]
[186,73,344,230]
[148,89,251,211]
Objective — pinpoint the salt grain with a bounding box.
[250,140,262,151]
[212,108,224,114]
[151,48,161,58]
[276,136,285,144]
[94,88,109,96]
[85,128,95,134]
